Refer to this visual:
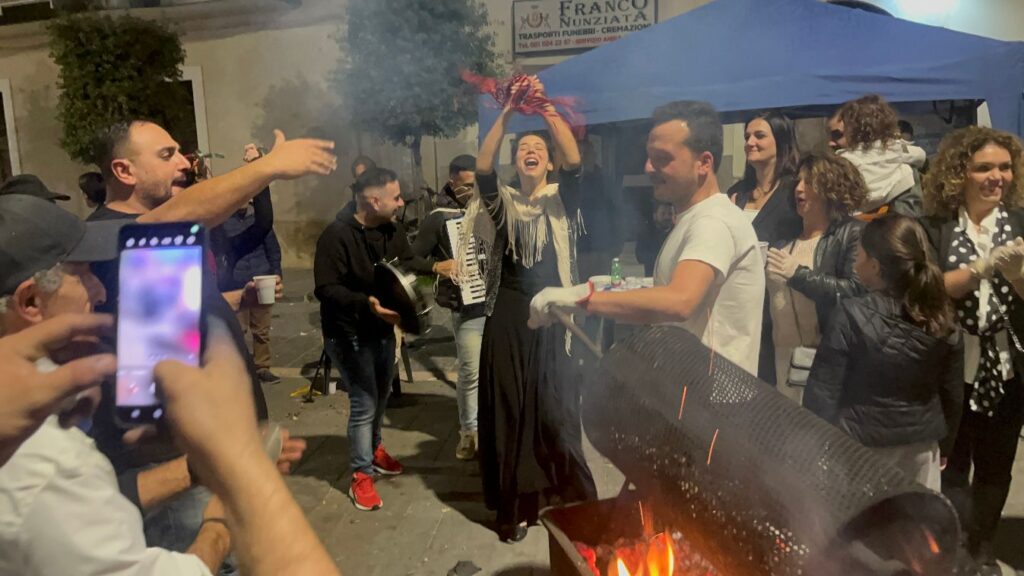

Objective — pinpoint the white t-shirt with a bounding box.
[654,193,765,375]
[0,417,212,576]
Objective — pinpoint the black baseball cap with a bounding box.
[0,174,72,202]
[0,195,122,296]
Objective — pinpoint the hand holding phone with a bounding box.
[115,222,205,425]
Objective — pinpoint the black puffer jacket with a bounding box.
[804,292,964,453]
[773,218,866,331]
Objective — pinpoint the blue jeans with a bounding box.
[325,334,396,475]
[143,484,238,575]
[453,312,485,433]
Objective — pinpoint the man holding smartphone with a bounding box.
[0,194,233,575]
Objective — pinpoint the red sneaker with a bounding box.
[372,445,404,476]
[349,472,382,511]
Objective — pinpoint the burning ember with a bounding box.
[573,531,718,576]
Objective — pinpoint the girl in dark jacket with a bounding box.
[727,111,803,384]
[920,126,1024,570]
[804,214,963,491]
[765,154,866,404]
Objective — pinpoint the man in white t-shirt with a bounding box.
[529,100,764,375]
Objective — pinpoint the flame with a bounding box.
[646,533,675,576]
[607,510,680,576]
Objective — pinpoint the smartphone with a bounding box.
[115,222,205,425]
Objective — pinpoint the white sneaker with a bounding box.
[455,430,477,460]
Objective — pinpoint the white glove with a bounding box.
[527,282,594,329]
[972,238,1024,280]
[766,248,799,283]
[994,237,1024,281]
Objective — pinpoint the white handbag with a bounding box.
[787,344,816,388]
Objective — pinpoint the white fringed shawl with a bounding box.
[457,180,576,293]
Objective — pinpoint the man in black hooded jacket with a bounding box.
[313,167,432,511]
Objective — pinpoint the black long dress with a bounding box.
[476,169,597,533]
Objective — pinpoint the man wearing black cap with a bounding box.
[0,195,118,334]
[0,174,72,203]
[0,194,340,576]
[0,193,234,575]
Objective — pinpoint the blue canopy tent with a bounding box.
[481,0,1024,138]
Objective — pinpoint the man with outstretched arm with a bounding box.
[529,101,765,375]
[85,120,327,572]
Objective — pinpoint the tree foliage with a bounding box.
[335,0,500,156]
[49,12,190,163]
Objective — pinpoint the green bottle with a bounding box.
[610,257,623,288]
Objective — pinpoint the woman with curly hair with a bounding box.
[764,154,867,404]
[831,94,926,217]
[920,126,1024,572]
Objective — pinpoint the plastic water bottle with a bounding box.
[610,257,623,288]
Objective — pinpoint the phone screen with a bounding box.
[116,224,204,422]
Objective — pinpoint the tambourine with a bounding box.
[373,260,432,335]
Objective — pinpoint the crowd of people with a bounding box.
[0,122,339,575]
[1,74,1024,575]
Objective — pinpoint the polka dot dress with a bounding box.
[948,209,1014,417]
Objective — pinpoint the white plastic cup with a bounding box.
[254,275,277,305]
[327,381,337,395]
[758,242,770,264]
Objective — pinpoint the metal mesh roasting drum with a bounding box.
[580,325,960,575]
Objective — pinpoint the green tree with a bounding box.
[334,0,500,187]
[49,12,190,164]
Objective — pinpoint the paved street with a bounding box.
[264,269,1024,575]
[264,270,623,576]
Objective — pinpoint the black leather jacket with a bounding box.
[772,218,866,331]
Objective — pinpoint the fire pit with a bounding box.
[542,493,720,576]
[544,325,960,576]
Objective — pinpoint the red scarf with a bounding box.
[461,71,586,139]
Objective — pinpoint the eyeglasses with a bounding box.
[829,129,845,142]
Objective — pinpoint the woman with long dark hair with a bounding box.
[465,76,596,543]
[727,111,803,384]
[805,214,963,490]
[728,111,802,238]
[765,154,866,404]
[921,126,1024,570]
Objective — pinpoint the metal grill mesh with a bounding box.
[582,325,959,575]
